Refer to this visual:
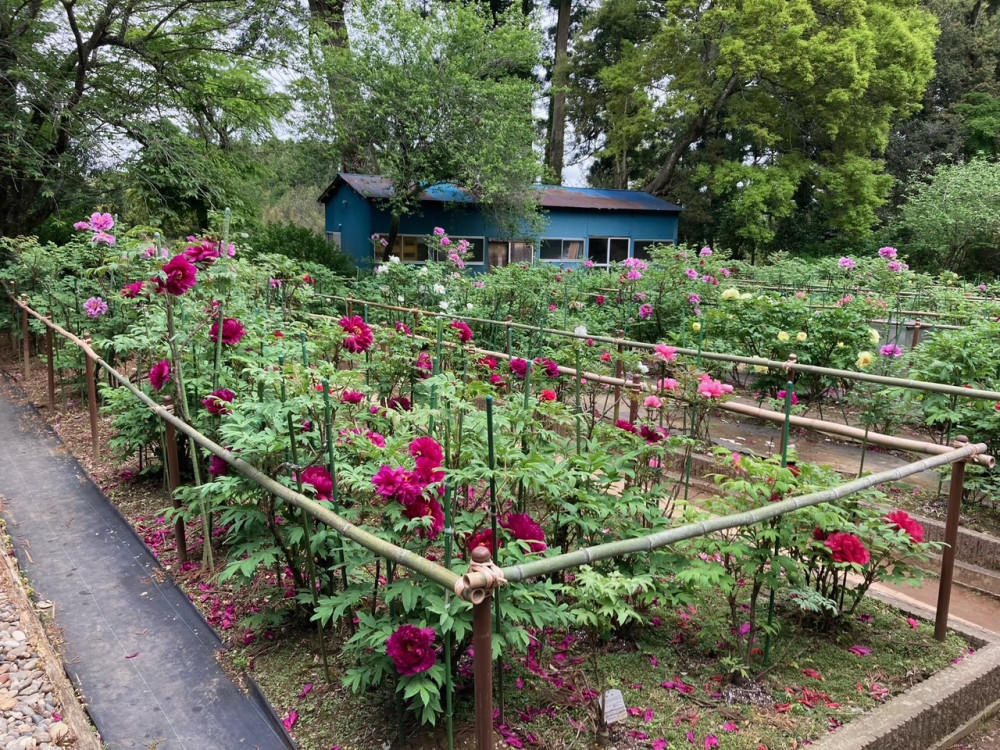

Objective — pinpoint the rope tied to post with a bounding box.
[454,546,506,604]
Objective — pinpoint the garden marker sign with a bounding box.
[601,689,627,724]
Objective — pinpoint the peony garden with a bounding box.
[2,217,1000,750]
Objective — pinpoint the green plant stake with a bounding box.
[486,395,505,723]
[287,412,331,683]
[300,331,309,367]
[322,378,349,604]
[575,347,582,454]
[212,301,224,392]
[442,415,455,750]
[764,380,795,666]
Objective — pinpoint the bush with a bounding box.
[249,221,355,277]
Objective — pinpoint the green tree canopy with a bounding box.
[0,0,294,236]
[297,0,543,242]
[568,0,938,255]
[893,156,1000,272]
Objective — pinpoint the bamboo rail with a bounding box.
[319,295,1000,402]
[716,400,995,468]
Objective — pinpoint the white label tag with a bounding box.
[601,689,627,724]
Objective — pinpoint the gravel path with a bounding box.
[0,593,70,750]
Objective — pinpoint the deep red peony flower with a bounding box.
[202,388,235,415]
[615,419,639,435]
[386,625,437,676]
[387,396,411,412]
[208,455,229,477]
[639,424,667,444]
[825,532,871,565]
[465,528,500,555]
[156,255,198,295]
[149,359,171,391]
[540,389,557,402]
[812,527,828,541]
[450,320,474,343]
[339,315,374,353]
[886,510,924,543]
[510,358,530,379]
[501,512,547,553]
[301,466,334,501]
[209,318,247,346]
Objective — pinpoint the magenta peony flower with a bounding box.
[183,237,221,266]
[534,357,560,379]
[501,512,546,552]
[89,212,114,231]
[416,351,433,379]
[202,388,235,415]
[880,344,904,358]
[121,281,146,298]
[776,389,799,405]
[410,436,444,484]
[465,528,500,555]
[395,321,412,335]
[209,318,247,346]
[341,389,366,404]
[301,466,334,501]
[639,304,654,319]
[825,532,871,565]
[387,396,411,412]
[510,358,530,379]
[886,510,924,543]
[208,455,229,477]
[156,255,199,295]
[386,625,437,676]
[450,320,474,343]
[615,419,638,434]
[339,315,374,353]
[402,495,445,539]
[372,466,425,506]
[149,359,171,391]
[878,246,897,259]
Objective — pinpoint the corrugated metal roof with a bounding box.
[321,173,682,213]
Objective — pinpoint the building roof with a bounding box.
[319,173,682,213]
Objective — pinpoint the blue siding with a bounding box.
[323,182,679,272]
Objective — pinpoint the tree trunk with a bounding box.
[644,73,741,196]
[544,0,572,184]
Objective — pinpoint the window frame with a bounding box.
[633,238,675,261]
[539,237,586,263]
[375,233,487,265]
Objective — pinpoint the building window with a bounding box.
[489,240,534,268]
[375,234,486,265]
[633,239,675,261]
[539,238,584,262]
[326,231,342,247]
[588,237,630,268]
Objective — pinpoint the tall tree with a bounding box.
[568,0,938,253]
[298,0,542,248]
[0,0,292,236]
[543,0,573,183]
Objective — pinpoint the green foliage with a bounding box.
[298,0,543,236]
[248,222,356,277]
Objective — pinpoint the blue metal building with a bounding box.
[319,174,682,271]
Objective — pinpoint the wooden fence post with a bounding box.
[163,396,188,564]
[83,334,99,463]
[20,295,29,380]
[45,313,55,411]
[612,331,625,423]
[910,320,923,350]
[935,437,968,641]
[471,546,495,750]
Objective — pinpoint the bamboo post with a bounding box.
[935,437,968,642]
[45,314,55,411]
[911,320,923,350]
[83,334,99,462]
[628,374,641,423]
[163,396,188,564]
[613,331,625,423]
[471,546,495,750]
[20,295,29,379]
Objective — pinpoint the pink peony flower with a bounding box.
[202,388,235,415]
[838,256,856,270]
[209,318,247,346]
[149,359,171,391]
[639,304,654,319]
[339,315,374,353]
[658,377,679,392]
[886,510,924,543]
[825,532,871,565]
[878,246,897,259]
[450,320,474,343]
[387,625,437,675]
[501,512,546,552]
[697,374,734,399]
[156,255,198,295]
[83,296,109,318]
[880,344,904,358]
[776,389,799,405]
[89,212,115,231]
[301,466,334,501]
[644,395,662,409]
[183,237,221,266]
[653,344,677,362]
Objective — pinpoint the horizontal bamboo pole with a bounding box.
[454,442,989,596]
[8,294,460,592]
[717,399,995,468]
[323,295,1000,402]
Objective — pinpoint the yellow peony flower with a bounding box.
[692,321,702,332]
[796,331,808,342]
[721,287,740,301]
[777,331,790,342]
[857,351,874,369]
[753,365,769,373]
[836,341,845,349]
[868,328,880,345]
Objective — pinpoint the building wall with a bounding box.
[324,184,679,270]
